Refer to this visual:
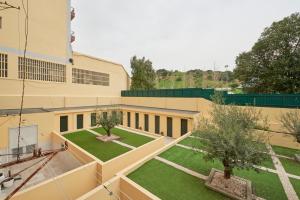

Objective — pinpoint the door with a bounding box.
[91,113,96,127]
[144,114,149,131]
[167,117,173,137]
[60,116,68,132]
[77,114,83,129]
[181,119,188,135]
[127,112,131,127]
[135,113,139,129]
[120,111,123,125]
[155,115,160,134]
[9,125,38,156]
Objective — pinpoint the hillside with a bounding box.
[155,69,238,89]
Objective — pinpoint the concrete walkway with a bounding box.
[267,144,299,200]
[86,129,135,149]
[155,156,207,180]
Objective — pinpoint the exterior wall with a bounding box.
[0,0,70,62]
[11,162,100,200]
[0,112,55,162]
[122,108,194,139]
[122,97,300,149]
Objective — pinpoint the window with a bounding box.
[91,113,97,126]
[127,112,131,127]
[155,115,160,134]
[12,147,23,158]
[0,53,8,78]
[135,113,139,129]
[181,119,188,135]
[18,57,66,82]
[103,112,107,119]
[120,111,123,125]
[0,17,2,29]
[72,68,109,86]
[144,114,149,131]
[60,116,68,132]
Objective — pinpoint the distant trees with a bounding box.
[234,12,300,93]
[195,94,268,179]
[130,56,156,90]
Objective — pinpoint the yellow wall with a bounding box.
[0,0,70,61]
[0,112,54,150]
[122,109,194,138]
[11,162,100,200]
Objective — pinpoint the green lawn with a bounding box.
[92,127,154,147]
[290,178,300,198]
[128,159,230,200]
[272,145,300,158]
[159,146,286,200]
[63,130,130,161]
[279,157,300,176]
[177,138,274,169]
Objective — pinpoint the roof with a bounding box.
[72,52,130,77]
[0,104,199,116]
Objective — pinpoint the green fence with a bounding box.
[121,88,300,108]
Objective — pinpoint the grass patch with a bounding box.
[92,127,154,147]
[290,178,300,198]
[63,130,130,161]
[272,145,300,158]
[279,157,300,176]
[128,159,230,200]
[177,139,274,170]
[159,146,286,200]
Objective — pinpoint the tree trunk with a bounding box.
[107,129,111,137]
[223,159,231,179]
[296,134,300,143]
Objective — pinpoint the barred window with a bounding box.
[72,68,109,86]
[18,57,66,82]
[0,53,8,78]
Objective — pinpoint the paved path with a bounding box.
[86,129,135,149]
[155,156,207,180]
[267,144,299,200]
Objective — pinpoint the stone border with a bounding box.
[205,168,252,200]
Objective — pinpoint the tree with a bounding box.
[234,12,300,93]
[96,110,122,137]
[280,110,300,143]
[195,94,268,179]
[130,56,156,90]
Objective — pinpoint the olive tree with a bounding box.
[96,110,122,137]
[195,94,268,179]
[280,110,300,143]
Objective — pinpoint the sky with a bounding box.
[71,0,300,74]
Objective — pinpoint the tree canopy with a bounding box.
[234,12,300,93]
[130,56,156,90]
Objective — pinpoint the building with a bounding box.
[0,1,299,200]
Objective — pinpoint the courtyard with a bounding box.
[127,135,300,200]
[63,127,155,162]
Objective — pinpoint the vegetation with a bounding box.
[159,146,286,200]
[128,159,230,200]
[130,56,156,90]
[280,110,300,143]
[290,178,300,197]
[194,94,268,179]
[234,12,300,93]
[96,110,121,137]
[63,131,130,161]
[271,145,300,158]
[156,69,237,90]
[92,127,154,147]
[279,157,300,176]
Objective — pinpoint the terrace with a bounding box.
[126,133,300,200]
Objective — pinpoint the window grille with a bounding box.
[0,53,8,78]
[72,68,109,86]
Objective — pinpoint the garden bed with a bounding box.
[272,145,300,158]
[63,130,130,161]
[279,157,300,176]
[92,127,154,147]
[159,145,287,200]
[205,168,252,200]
